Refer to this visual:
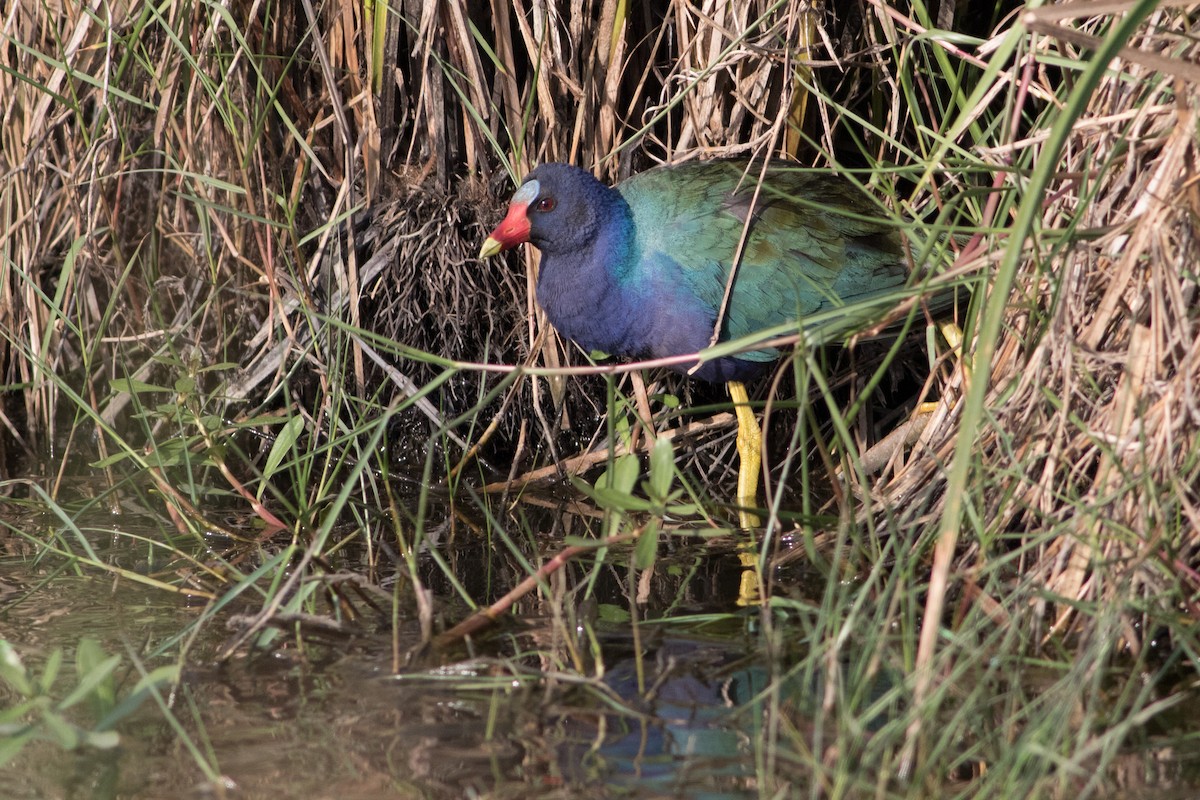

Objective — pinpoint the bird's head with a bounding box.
[478,164,608,259]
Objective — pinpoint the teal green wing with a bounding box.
[622,161,910,358]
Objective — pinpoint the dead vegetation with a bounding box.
[4,1,1200,794]
[875,5,1200,643]
[2,0,1198,658]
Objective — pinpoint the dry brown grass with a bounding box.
[4,2,1200,793]
[2,0,1197,640]
[875,5,1200,641]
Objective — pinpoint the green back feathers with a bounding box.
[618,161,910,352]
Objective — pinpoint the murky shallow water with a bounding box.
[2,508,1199,799]
[0,510,818,799]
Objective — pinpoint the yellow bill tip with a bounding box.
[478,236,504,259]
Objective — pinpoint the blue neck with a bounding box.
[536,192,640,356]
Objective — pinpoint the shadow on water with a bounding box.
[2,504,1199,800]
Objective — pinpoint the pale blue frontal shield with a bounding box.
[513,179,540,206]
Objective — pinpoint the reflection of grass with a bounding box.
[1,0,1198,794]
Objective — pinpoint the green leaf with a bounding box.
[614,410,631,437]
[0,641,33,696]
[142,438,201,469]
[0,699,38,724]
[97,664,180,731]
[198,414,224,432]
[90,450,135,468]
[62,645,118,712]
[597,453,639,493]
[110,378,173,394]
[597,604,630,623]
[82,730,121,749]
[0,727,36,768]
[261,416,305,490]
[655,393,681,409]
[634,518,659,570]
[237,414,291,427]
[74,639,103,677]
[647,437,675,500]
[130,664,181,695]
[41,710,81,749]
[36,649,62,695]
[577,485,653,513]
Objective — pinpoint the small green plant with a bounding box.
[0,638,178,767]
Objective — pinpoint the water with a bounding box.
[0,510,811,799]
[2,506,1198,799]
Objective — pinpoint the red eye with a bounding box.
[535,197,556,212]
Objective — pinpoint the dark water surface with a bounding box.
[0,509,827,799]
[2,508,1198,800]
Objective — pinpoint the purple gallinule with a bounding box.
[480,160,913,522]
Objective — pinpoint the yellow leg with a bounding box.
[728,381,761,528]
[737,547,761,606]
[938,318,971,390]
